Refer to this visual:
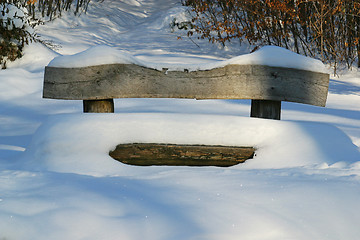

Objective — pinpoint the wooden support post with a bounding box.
[250,100,281,120]
[83,99,114,113]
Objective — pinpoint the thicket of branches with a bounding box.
[27,0,90,20]
[184,0,360,70]
[0,0,89,68]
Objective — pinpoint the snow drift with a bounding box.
[21,113,360,176]
[48,45,327,73]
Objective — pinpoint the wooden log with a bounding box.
[109,143,255,167]
[83,99,114,113]
[250,100,281,120]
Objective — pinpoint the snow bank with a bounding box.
[4,161,360,240]
[21,113,360,176]
[47,45,143,69]
[48,45,328,73]
[7,42,59,72]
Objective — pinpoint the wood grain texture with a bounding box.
[109,143,255,167]
[43,64,329,107]
[251,100,281,120]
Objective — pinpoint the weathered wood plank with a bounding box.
[43,64,329,107]
[109,143,255,167]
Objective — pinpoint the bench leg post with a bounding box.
[250,100,281,120]
[83,99,114,113]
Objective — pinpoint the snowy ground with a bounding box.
[1,0,360,239]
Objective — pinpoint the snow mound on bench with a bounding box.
[48,45,328,73]
[21,113,359,176]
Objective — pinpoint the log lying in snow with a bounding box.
[109,143,256,167]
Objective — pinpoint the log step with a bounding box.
[109,143,255,167]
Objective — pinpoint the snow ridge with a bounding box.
[48,45,327,73]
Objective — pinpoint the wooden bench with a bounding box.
[43,62,329,166]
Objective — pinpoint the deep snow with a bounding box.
[1,0,360,239]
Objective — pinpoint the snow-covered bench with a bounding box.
[43,46,329,120]
[42,46,329,166]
